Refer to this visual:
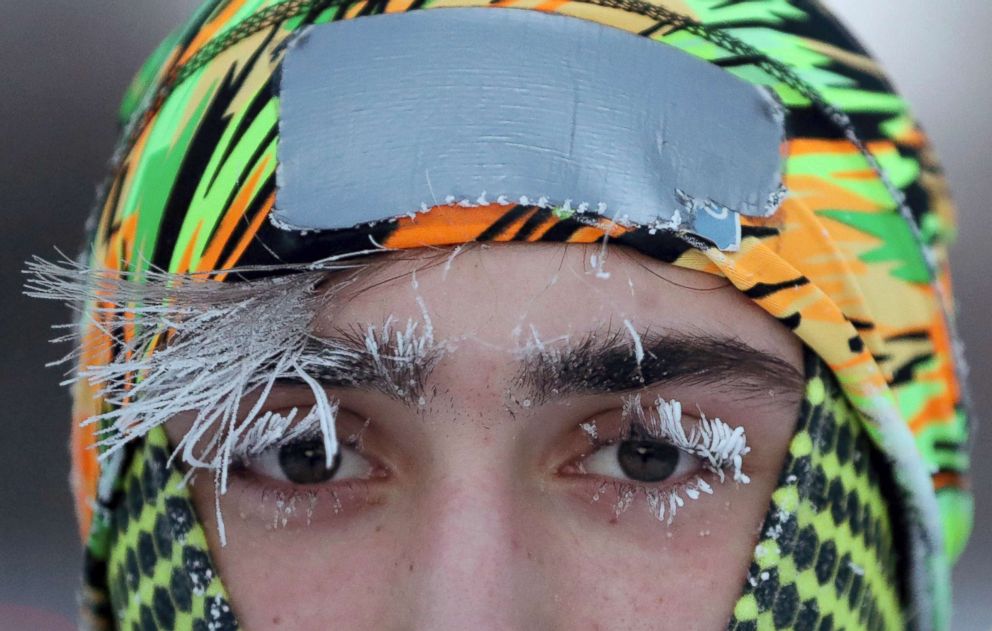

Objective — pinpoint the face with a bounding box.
[166,243,804,630]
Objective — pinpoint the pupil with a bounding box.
[616,439,679,482]
[278,439,341,484]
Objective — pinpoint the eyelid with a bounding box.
[242,438,375,485]
[578,433,702,484]
[558,396,750,524]
[230,398,382,483]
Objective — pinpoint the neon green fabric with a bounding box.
[728,352,906,630]
[88,351,907,629]
[50,1,969,629]
[100,428,236,631]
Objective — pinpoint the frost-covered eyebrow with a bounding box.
[277,326,442,405]
[514,328,804,406]
[274,323,800,410]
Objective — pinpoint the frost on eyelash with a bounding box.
[606,394,751,525]
[358,314,435,400]
[580,421,598,441]
[23,254,436,544]
[262,488,324,530]
[237,407,329,459]
[623,394,751,484]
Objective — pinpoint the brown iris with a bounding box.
[616,439,680,483]
[277,438,342,484]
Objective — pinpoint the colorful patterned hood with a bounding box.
[60,0,970,627]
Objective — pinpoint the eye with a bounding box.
[246,436,374,485]
[581,431,701,484]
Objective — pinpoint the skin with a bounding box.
[166,243,804,630]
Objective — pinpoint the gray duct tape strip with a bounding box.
[274,7,786,250]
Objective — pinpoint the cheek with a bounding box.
[538,482,770,627]
[187,480,407,629]
[177,403,790,629]
[187,479,772,629]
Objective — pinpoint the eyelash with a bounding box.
[221,394,750,530]
[225,421,386,529]
[229,408,377,483]
[569,395,751,525]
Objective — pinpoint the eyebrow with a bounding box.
[513,326,804,406]
[290,324,443,405]
[283,324,803,409]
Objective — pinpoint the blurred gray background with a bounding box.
[0,1,988,629]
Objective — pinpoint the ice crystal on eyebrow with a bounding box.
[22,255,378,543]
[303,313,442,403]
[622,319,644,367]
[511,324,571,367]
[516,326,804,407]
[356,315,437,398]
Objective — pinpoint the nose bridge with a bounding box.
[401,445,548,630]
[441,478,508,553]
[386,347,557,629]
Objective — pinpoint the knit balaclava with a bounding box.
[28,1,971,629]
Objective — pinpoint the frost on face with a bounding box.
[23,255,439,544]
[580,421,599,442]
[633,395,751,485]
[263,488,325,530]
[622,319,644,368]
[609,394,751,526]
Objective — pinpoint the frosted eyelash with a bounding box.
[622,394,751,484]
[23,255,435,545]
[603,394,751,525]
[234,406,332,459]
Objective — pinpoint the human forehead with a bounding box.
[315,244,801,369]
